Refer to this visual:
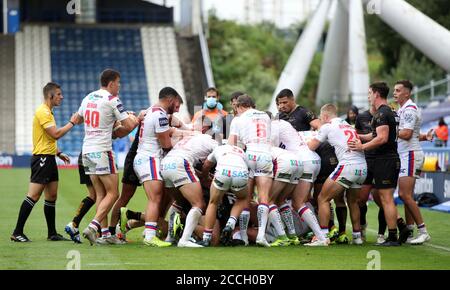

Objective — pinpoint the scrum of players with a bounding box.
[65,70,433,247]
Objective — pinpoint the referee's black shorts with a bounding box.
[78,153,92,186]
[373,157,400,189]
[121,151,141,186]
[30,155,58,184]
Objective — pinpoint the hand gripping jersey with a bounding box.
[78,89,129,153]
[397,99,422,153]
[315,118,366,164]
[136,106,170,158]
[297,131,321,162]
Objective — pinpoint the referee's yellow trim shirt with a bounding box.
[32,103,57,155]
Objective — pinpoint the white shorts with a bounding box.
[213,164,249,192]
[273,154,303,184]
[399,150,424,178]
[246,149,273,178]
[160,156,199,188]
[299,159,321,183]
[133,153,163,183]
[82,151,117,175]
[329,162,367,189]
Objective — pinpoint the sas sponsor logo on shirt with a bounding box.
[159,117,169,127]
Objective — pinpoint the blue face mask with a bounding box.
[206,97,218,109]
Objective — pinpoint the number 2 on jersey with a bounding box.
[344,129,359,143]
[84,110,99,128]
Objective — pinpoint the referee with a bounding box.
[11,82,79,242]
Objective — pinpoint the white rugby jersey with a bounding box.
[136,106,170,158]
[229,109,271,150]
[315,118,365,164]
[271,119,302,151]
[298,131,321,161]
[207,144,247,168]
[166,134,218,165]
[78,89,129,153]
[397,99,422,153]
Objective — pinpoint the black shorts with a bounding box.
[78,153,92,186]
[316,157,338,184]
[363,158,375,185]
[30,155,58,184]
[373,157,400,189]
[121,151,141,186]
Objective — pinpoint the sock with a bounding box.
[320,225,329,236]
[89,219,101,232]
[13,196,36,235]
[44,200,56,237]
[388,229,398,241]
[225,216,237,230]
[280,204,296,236]
[101,228,111,238]
[109,226,116,235]
[202,228,213,242]
[417,223,428,234]
[144,222,158,240]
[378,209,387,235]
[397,217,407,232]
[239,209,250,242]
[72,196,95,228]
[268,205,287,238]
[352,231,361,239]
[359,204,367,226]
[299,206,325,241]
[165,205,181,242]
[125,221,131,232]
[257,203,269,240]
[126,209,142,221]
[336,206,347,234]
[328,205,335,229]
[180,207,203,242]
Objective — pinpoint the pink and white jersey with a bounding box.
[229,109,271,151]
[315,118,365,164]
[397,99,422,153]
[271,119,302,151]
[207,144,247,168]
[78,89,129,153]
[166,134,218,165]
[136,106,170,158]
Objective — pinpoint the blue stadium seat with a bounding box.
[50,26,150,155]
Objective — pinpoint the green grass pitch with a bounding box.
[1,168,449,270]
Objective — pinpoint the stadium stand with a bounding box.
[15,25,52,155]
[49,25,150,155]
[0,35,16,154]
[141,26,188,117]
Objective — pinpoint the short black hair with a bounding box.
[43,82,61,99]
[395,80,413,92]
[369,82,390,99]
[276,88,294,101]
[100,69,121,87]
[159,87,181,101]
[230,91,244,102]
